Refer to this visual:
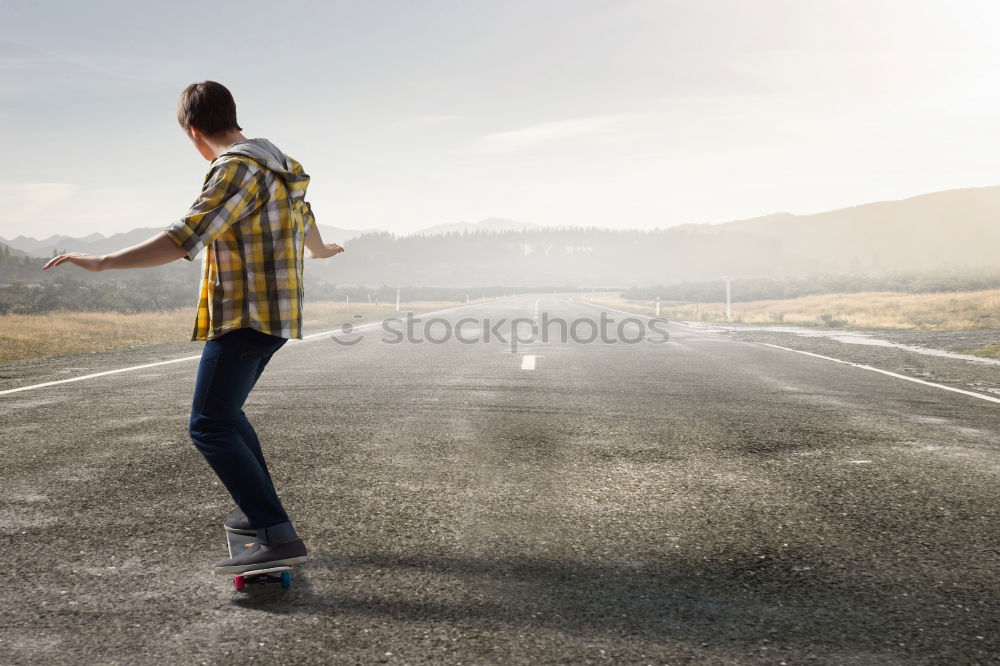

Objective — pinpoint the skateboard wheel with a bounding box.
[233,575,245,591]
[281,571,292,589]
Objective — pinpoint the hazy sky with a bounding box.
[2,0,1000,240]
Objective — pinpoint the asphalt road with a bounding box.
[1,296,997,665]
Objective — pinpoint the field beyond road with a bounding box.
[588,289,1000,330]
[0,300,470,362]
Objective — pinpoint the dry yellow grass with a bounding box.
[584,289,1000,331]
[0,300,471,362]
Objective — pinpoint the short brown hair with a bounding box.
[176,81,243,136]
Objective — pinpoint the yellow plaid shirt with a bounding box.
[164,143,316,341]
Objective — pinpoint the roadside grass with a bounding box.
[0,300,472,362]
[581,289,1000,331]
[963,344,1000,359]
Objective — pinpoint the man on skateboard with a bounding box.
[43,80,344,575]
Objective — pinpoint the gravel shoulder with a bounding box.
[706,324,1000,398]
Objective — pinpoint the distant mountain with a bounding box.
[409,217,540,236]
[303,185,1000,286]
[1,228,171,258]
[5,185,1000,285]
[0,232,104,255]
[317,224,384,242]
[709,186,1000,274]
[1,224,378,258]
[0,240,30,258]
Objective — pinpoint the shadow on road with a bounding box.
[230,549,992,661]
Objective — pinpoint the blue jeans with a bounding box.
[188,326,298,545]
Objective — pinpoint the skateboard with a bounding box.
[225,530,294,590]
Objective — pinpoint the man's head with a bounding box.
[177,81,244,160]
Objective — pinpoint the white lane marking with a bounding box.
[573,298,709,339]
[295,298,507,344]
[521,355,537,370]
[761,343,1000,406]
[0,356,205,396]
[571,299,697,329]
[0,300,505,397]
[574,299,702,329]
[572,299,656,320]
[576,299,1000,406]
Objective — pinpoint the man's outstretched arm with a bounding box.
[46,160,256,273]
[42,231,189,272]
[299,200,344,259]
[101,231,189,269]
[303,222,344,259]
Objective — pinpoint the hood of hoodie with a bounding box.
[217,137,310,205]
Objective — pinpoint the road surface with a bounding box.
[1,297,997,664]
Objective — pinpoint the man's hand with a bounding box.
[308,242,345,259]
[42,252,105,272]
[303,222,344,259]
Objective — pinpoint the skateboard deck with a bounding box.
[225,530,294,590]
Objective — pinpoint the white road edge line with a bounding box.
[575,298,1000,406]
[760,343,1000,406]
[0,300,504,397]
[570,298,697,327]
[571,298,655,320]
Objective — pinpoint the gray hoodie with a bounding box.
[219,137,311,197]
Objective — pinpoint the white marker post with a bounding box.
[655,296,661,317]
[396,288,400,312]
[723,276,733,320]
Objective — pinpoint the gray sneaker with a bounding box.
[214,537,308,574]
[223,508,256,536]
